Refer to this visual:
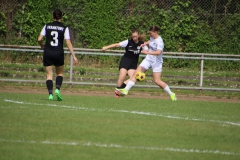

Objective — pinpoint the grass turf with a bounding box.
[0,92,239,160]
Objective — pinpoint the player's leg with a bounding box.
[117,59,149,95]
[45,66,54,100]
[43,50,54,100]
[117,68,128,88]
[55,65,64,101]
[116,69,135,95]
[115,68,128,98]
[122,69,135,86]
[55,65,64,90]
[123,67,144,85]
[152,63,176,101]
[115,57,132,97]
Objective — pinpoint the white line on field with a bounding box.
[0,138,239,156]
[3,99,240,127]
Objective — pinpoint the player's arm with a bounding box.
[38,25,46,49]
[37,35,44,49]
[102,43,121,51]
[66,39,78,64]
[142,40,163,55]
[142,49,162,55]
[140,40,150,47]
[64,27,78,64]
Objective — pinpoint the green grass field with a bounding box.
[0,92,240,160]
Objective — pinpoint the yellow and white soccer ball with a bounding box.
[135,71,146,82]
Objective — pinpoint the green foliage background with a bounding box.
[0,0,239,70]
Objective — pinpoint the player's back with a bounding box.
[44,21,66,51]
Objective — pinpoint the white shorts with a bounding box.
[139,59,162,72]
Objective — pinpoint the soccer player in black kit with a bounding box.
[102,29,148,98]
[38,9,78,101]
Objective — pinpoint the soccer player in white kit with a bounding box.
[117,26,177,101]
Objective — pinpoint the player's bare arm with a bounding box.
[140,40,150,47]
[37,35,44,49]
[102,43,121,51]
[141,49,162,55]
[66,39,78,64]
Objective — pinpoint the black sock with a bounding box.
[117,83,126,89]
[46,80,53,95]
[56,76,63,90]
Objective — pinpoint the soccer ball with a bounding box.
[135,71,146,82]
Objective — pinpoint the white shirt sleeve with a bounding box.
[64,27,70,39]
[156,39,164,51]
[119,40,128,48]
[40,25,46,36]
[142,45,148,50]
[156,38,164,51]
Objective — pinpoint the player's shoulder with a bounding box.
[46,21,67,27]
[128,39,144,46]
[156,36,164,43]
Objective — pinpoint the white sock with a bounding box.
[125,80,135,91]
[164,85,172,95]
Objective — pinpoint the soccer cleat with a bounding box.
[49,94,53,100]
[170,93,177,101]
[114,90,120,98]
[114,90,121,98]
[115,93,120,98]
[116,88,128,95]
[55,89,62,101]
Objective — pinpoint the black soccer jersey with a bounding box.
[44,21,67,51]
[123,39,144,63]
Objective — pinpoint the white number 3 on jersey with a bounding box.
[51,31,58,46]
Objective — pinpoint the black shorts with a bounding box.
[43,50,64,67]
[119,56,138,70]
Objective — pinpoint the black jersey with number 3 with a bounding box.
[44,21,67,52]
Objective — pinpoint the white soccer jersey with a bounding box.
[40,25,71,39]
[146,36,164,63]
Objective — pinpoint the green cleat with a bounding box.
[116,88,128,95]
[170,93,177,101]
[55,89,62,101]
[48,94,53,100]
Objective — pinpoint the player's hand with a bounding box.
[40,44,45,49]
[141,50,148,54]
[140,44,145,48]
[102,46,108,52]
[73,56,78,65]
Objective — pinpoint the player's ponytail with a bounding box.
[149,26,160,32]
[138,33,146,42]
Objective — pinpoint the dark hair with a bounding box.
[53,9,63,20]
[149,26,160,32]
[131,29,146,41]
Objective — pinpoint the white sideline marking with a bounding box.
[3,99,240,127]
[0,138,239,156]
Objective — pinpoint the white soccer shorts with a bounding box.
[139,59,162,73]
